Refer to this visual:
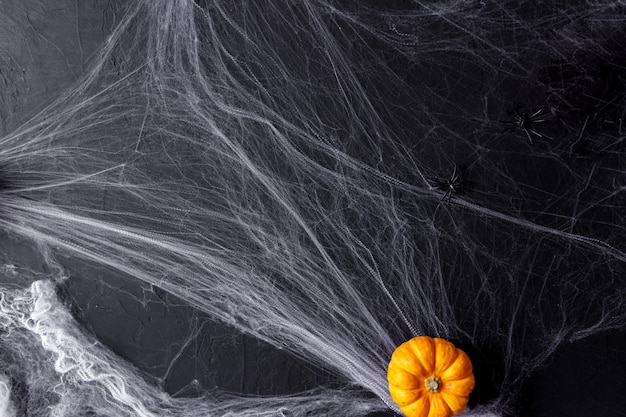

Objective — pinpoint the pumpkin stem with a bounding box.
[425,376,442,393]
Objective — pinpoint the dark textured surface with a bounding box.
[59,267,333,397]
[0,1,116,136]
[1,1,625,416]
[519,331,626,417]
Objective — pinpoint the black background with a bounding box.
[1,1,625,416]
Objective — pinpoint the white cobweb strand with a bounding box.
[0,279,388,417]
[0,0,625,416]
[0,373,15,417]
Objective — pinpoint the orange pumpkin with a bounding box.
[387,336,475,417]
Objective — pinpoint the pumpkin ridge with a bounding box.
[429,394,452,417]
[389,386,425,406]
[433,338,460,375]
[441,371,474,383]
[387,363,423,389]
[390,345,427,376]
[438,351,473,381]
[407,336,436,373]
[389,382,425,391]
[442,374,475,397]
[439,391,469,414]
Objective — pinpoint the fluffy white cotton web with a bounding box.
[0,1,624,416]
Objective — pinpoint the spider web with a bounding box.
[0,1,624,416]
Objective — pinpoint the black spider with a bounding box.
[501,108,547,144]
[433,164,467,202]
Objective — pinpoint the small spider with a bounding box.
[501,108,547,144]
[433,164,466,202]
